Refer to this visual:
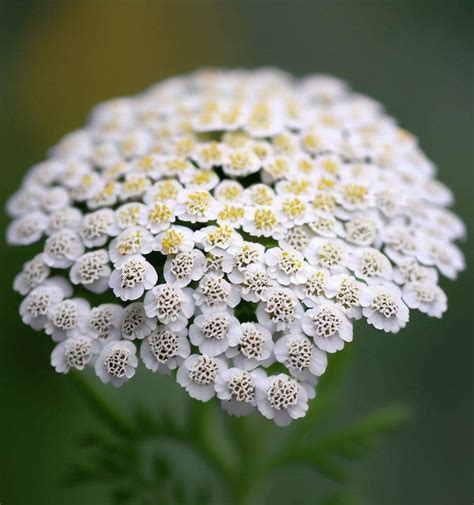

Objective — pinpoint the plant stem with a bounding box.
[69,371,134,438]
[227,416,271,505]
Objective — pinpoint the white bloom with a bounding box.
[215,367,265,417]
[43,230,85,268]
[347,247,393,284]
[425,207,466,242]
[80,209,119,248]
[242,205,286,239]
[45,298,91,342]
[417,238,465,280]
[265,247,310,286]
[274,333,327,381]
[89,304,124,342]
[308,211,346,239]
[301,301,353,353]
[47,207,83,235]
[20,277,72,330]
[215,202,246,228]
[275,195,311,228]
[275,177,313,200]
[227,322,274,370]
[305,238,350,273]
[245,100,285,138]
[145,201,176,233]
[279,225,312,252]
[192,141,229,170]
[154,225,194,255]
[14,254,50,295]
[223,148,261,177]
[194,273,241,313]
[231,263,274,302]
[159,156,195,181]
[7,211,48,245]
[226,242,265,280]
[324,273,363,319]
[95,340,138,387]
[163,249,206,287]
[177,354,226,401]
[115,203,148,229]
[6,184,43,218]
[382,224,418,264]
[121,302,156,340]
[58,160,90,188]
[189,310,240,357]
[144,179,183,205]
[214,180,246,203]
[70,250,112,293]
[52,130,93,159]
[245,183,275,206]
[109,255,158,301]
[204,251,226,274]
[175,189,218,223]
[262,155,295,182]
[40,187,70,214]
[25,160,62,186]
[51,335,101,374]
[360,284,409,333]
[257,287,304,332]
[109,226,154,266]
[88,180,120,209]
[336,181,372,211]
[402,282,447,318]
[120,173,152,201]
[295,267,330,307]
[140,326,190,374]
[256,373,309,427]
[5,68,466,424]
[393,257,438,286]
[344,213,381,247]
[194,225,243,255]
[70,171,105,202]
[144,285,194,331]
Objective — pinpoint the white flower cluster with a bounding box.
[6,69,465,426]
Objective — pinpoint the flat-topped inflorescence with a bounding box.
[6,69,465,426]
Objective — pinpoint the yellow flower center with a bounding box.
[166,158,189,173]
[207,225,234,247]
[251,187,273,205]
[138,155,155,172]
[282,198,306,218]
[118,231,143,256]
[149,203,173,224]
[317,177,335,190]
[186,191,210,215]
[221,185,243,201]
[321,159,339,175]
[254,208,277,231]
[201,142,223,163]
[162,229,183,254]
[193,170,214,185]
[312,193,336,212]
[343,184,368,205]
[218,204,245,223]
[155,180,179,201]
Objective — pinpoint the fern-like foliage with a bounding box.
[66,350,410,505]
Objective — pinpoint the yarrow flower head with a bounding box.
[6,68,465,426]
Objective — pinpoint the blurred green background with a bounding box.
[0,1,472,504]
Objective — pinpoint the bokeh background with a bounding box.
[0,1,472,504]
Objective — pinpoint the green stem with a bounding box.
[228,416,271,505]
[69,371,134,438]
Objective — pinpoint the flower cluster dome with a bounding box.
[7,69,465,426]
